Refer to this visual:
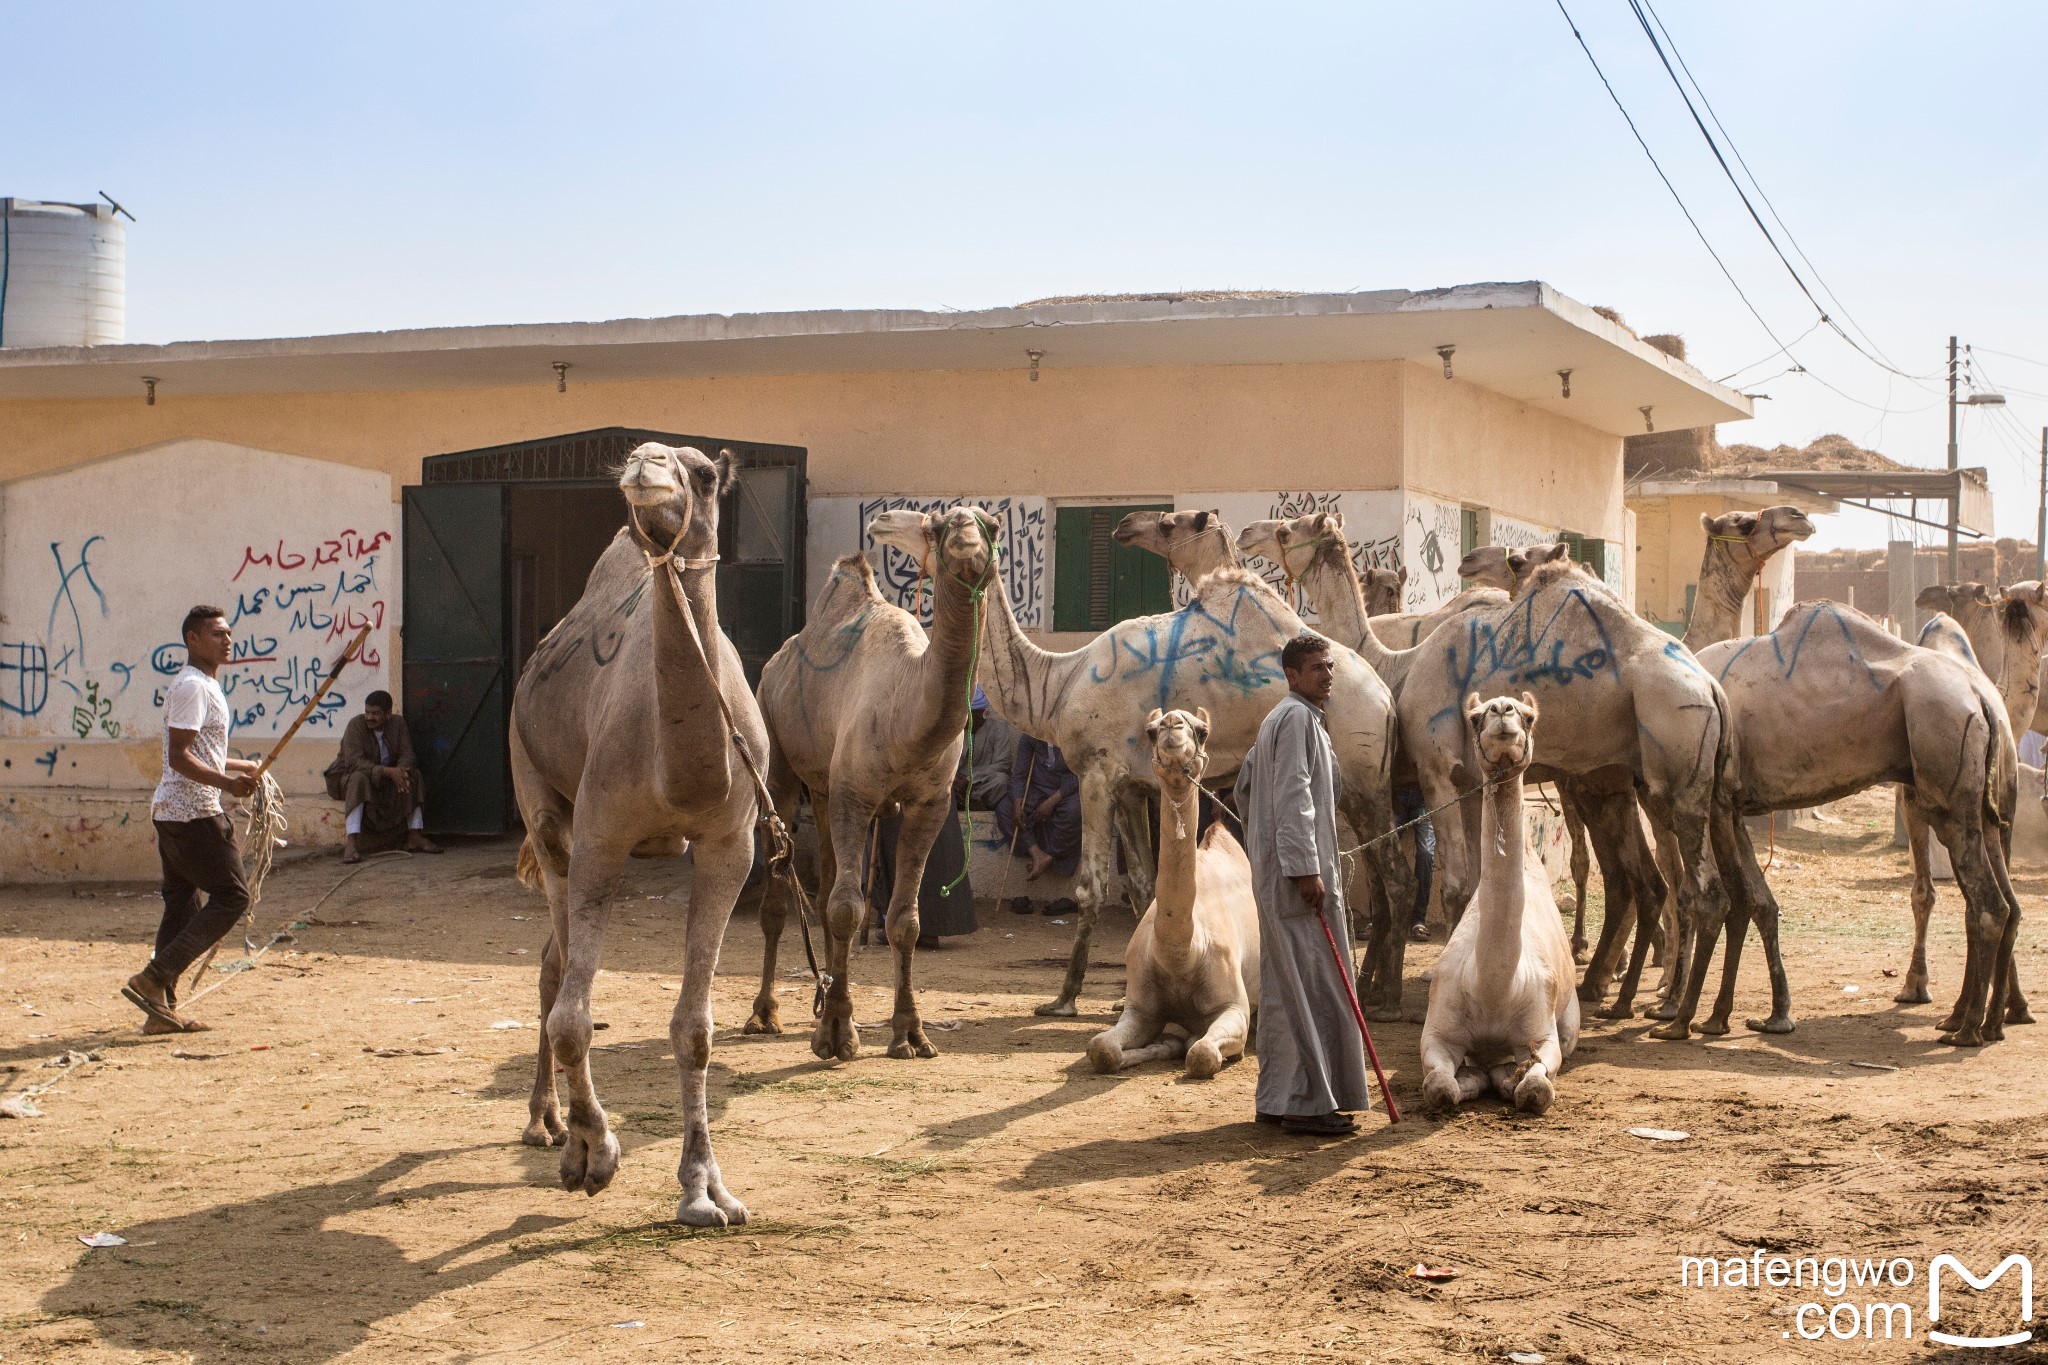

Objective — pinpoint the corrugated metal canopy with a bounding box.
[0,280,1750,438]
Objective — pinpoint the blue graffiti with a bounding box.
[1430,588,1620,725]
[1662,639,1709,678]
[45,536,109,664]
[0,641,50,717]
[33,747,58,776]
[1088,587,1290,708]
[1713,603,1884,691]
[230,587,272,625]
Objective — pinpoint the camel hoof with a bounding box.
[1086,1038,1122,1073]
[521,1112,566,1148]
[1646,1019,1691,1041]
[677,1194,744,1228]
[810,1014,860,1062]
[1365,1004,1404,1024]
[887,1034,938,1060]
[1513,1073,1555,1116]
[1744,1014,1795,1035]
[1697,1016,1731,1037]
[1643,998,1681,1022]
[2007,1002,2034,1025]
[1593,1000,1634,1020]
[1937,1027,1984,1048]
[1184,1042,1223,1080]
[741,1012,782,1036]
[1421,1076,1461,1115]
[560,1129,620,1196]
[1937,1010,1964,1034]
[1893,985,1932,1006]
[1576,980,1608,1004]
[1034,999,1078,1018]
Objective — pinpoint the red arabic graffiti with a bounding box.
[232,528,393,582]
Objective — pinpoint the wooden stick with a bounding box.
[252,623,373,779]
[1318,908,1402,1123]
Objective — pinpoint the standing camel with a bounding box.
[976,565,1413,1016]
[1113,508,1242,589]
[509,442,760,1226]
[746,508,994,1060]
[1087,707,1259,1079]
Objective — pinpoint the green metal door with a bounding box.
[403,483,511,834]
[717,446,807,687]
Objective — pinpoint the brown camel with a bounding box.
[976,565,1413,1016]
[508,442,761,1225]
[1113,508,1242,588]
[1682,507,1816,650]
[746,508,994,1061]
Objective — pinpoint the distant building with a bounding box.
[0,281,1747,878]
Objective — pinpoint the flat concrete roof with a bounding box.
[1633,477,1843,514]
[0,280,1750,437]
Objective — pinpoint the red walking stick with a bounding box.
[1318,907,1402,1124]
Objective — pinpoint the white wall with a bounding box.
[0,439,396,744]
[807,495,1049,629]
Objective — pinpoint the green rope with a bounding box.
[940,511,1000,900]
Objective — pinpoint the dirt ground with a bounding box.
[3,786,2045,1363]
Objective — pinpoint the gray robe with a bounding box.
[1238,691,1370,1117]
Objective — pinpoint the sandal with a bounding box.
[1280,1112,1360,1137]
[122,981,193,1032]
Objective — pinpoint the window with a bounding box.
[1053,503,1173,631]
[1460,507,1481,558]
[1560,533,1607,581]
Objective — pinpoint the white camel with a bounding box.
[1420,693,1579,1115]
[1087,707,1259,1079]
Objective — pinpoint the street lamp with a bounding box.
[1946,335,2008,579]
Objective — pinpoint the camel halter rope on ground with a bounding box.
[629,503,833,1017]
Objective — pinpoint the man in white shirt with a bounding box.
[121,606,259,1034]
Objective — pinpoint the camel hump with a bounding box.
[1201,566,1286,606]
[809,553,887,612]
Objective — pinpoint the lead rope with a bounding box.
[634,506,832,1017]
[939,512,1000,899]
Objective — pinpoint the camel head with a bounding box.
[1458,544,1524,592]
[1143,706,1211,792]
[619,443,736,559]
[1999,580,2048,643]
[867,505,997,588]
[1114,508,1226,558]
[1916,581,1997,623]
[1701,506,1815,574]
[1464,691,1539,775]
[1260,510,1348,581]
[1362,566,1406,615]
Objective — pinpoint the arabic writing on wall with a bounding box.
[854,496,1049,630]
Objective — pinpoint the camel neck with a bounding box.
[975,570,1086,742]
[906,565,983,753]
[1683,544,1756,650]
[1474,770,1528,989]
[1148,780,1203,960]
[1173,531,1240,587]
[649,558,734,809]
[1298,556,1411,684]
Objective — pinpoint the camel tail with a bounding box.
[515,837,543,890]
[1983,692,2017,838]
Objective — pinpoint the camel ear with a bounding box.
[1145,708,1165,735]
[1520,690,1539,722]
[1191,509,1211,532]
[1972,582,1996,605]
[1699,512,1716,533]
[1731,512,1758,536]
[1194,705,1211,731]
[714,448,740,497]
[1464,691,1485,725]
[1397,566,1409,588]
[1325,510,1346,536]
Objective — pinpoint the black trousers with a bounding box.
[149,814,252,984]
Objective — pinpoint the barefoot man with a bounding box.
[1236,631,1368,1138]
[122,606,257,1034]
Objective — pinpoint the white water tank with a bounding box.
[1,198,126,348]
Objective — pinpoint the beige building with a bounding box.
[0,281,1747,879]
[1629,477,1837,636]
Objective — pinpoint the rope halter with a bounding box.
[627,500,720,572]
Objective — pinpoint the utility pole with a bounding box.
[2038,425,2046,581]
[1947,335,1960,582]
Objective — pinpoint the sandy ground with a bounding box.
[3,786,2045,1364]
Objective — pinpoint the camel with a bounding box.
[1087,707,1259,1078]
[1697,602,2021,1044]
[1395,556,1765,1040]
[976,564,1413,1016]
[1419,693,1579,1114]
[508,442,761,1225]
[1682,507,1816,650]
[1457,543,1571,597]
[746,508,994,1060]
[1113,508,1242,588]
[1361,566,1405,616]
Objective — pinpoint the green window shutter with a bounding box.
[1054,503,1173,631]
[1460,508,1479,557]
[1579,537,1607,579]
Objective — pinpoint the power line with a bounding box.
[1627,0,1940,390]
[1974,346,2048,373]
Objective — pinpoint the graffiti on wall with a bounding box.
[1491,514,1556,550]
[1,526,390,742]
[854,496,1049,629]
[1188,491,1404,619]
[1403,497,1462,613]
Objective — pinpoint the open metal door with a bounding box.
[718,445,807,687]
[402,483,510,834]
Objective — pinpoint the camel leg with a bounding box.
[1427,770,1483,934]
[1512,1032,1564,1115]
[666,825,753,1226]
[1185,1003,1250,1080]
[1639,810,1695,1022]
[1578,790,1648,1013]
[1937,835,2007,1048]
[1988,815,2031,1024]
[811,792,869,1062]
[1704,805,1794,1035]
[1561,784,1592,963]
[1898,792,1937,1005]
[1038,767,1117,1017]
[881,795,950,1060]
[1087,1007,1176,1073]
[522,860,571,1148]
[1647,799,1727,1042]
[1355,789,1417,1022]
[1113,784,1155,915]
[550,831,630,1196]
[1418,1030,1469,1114]
[1649,821,1683,983]
[744,783,814,1035]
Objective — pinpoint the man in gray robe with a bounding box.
[1237,631,1369,1137]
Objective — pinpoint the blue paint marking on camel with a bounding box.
[1715,603,1883,691]
[1429,588,1619,725]
[1916,615,1979,666]
[1089,586,1290,708]
[1662,639,1709,677]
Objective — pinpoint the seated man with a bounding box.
[996,734,1081,882]
[324,690,441,862]
[953,686,1018,811]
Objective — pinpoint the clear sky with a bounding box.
[11,1,2045,552]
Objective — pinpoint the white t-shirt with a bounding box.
[152,665,232,822]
